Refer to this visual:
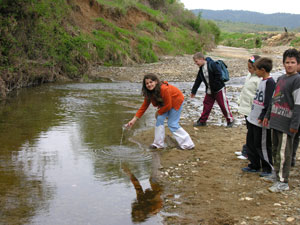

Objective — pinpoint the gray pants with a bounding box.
[272,129,294,183]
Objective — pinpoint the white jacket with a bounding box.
[238,73,261,116]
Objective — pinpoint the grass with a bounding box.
[220,32,267,49]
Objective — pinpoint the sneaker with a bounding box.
[237,155,248,160]
[193,121,206,127]
[268,182,289,193]
[242,167,260,173]
[261,174,276,183]
[235,151,242,156]
[259,171,272,177]
[149,145,158,149]
[226,120,234,128]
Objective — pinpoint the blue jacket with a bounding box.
[191,57,225,95]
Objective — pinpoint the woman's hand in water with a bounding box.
[127,116,138,128]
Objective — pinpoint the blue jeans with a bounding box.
[156,104,182,132]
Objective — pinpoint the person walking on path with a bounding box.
[263,48,300,192]
[241,57,275,177]
[191,52,234,127]
[126,73,195,150]
[236,55,262,160]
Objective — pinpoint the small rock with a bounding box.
[286,217,295,222]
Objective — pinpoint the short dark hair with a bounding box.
[283,48,300,63]
[254,57,273,73]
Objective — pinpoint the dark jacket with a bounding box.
[191,57,225,95]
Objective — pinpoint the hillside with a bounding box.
[0,0,220,99]
[192,9,300,30]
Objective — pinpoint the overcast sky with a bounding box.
[179,0,300,14]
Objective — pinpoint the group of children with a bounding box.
[126,48,300,193]
[237,48,300,192]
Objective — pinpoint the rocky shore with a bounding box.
[91,45,286,83]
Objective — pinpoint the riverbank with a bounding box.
[123,45,300,225]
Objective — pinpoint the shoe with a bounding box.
[149,145,158,149]
[259,171,272,177]
[242,167,260,173]
[235,151,242,156]
[268,182,289,193]
[261,174,276,183]
[226,120,234,128]
[237,155,248,160]
[193,121,206,127]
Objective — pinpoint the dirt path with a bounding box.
[126,45,300,225]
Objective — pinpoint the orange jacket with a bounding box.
[135,82,184,118]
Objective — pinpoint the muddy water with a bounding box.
[0,71,283,225]
[0,82,164,225]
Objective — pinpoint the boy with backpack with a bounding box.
[263,48,300,192]
[191,52,234,127]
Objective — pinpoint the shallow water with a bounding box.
[0,82,162,225]
[0,71,283,225]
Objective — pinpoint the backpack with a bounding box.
[209,60,230,82]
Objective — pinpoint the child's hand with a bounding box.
[262,118,269,127]
[258,119,262,124]
[190,93,195,98]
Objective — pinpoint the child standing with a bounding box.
[263,48,300,192]
[191,52,234,127]
[236,55,262,159]
[241,58,276,176]
[126,73,195,150]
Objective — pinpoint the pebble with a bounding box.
[286,217,295,222]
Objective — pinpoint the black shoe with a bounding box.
[242,167,260,173]
[193,121,206,127]
[227,120,234,128]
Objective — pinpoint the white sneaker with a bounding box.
[268,182,289,193]
[235,151,242,156]
[237,155,247,160]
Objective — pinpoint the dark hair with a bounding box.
[283,48,300,64]
[142,73,164,107]
[248,55,261,64]
[254,57,273,73]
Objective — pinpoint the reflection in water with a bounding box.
[122,152,163,223]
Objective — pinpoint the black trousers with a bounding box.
[246,123,273,172]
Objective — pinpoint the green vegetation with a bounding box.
[291,37,300,47]
[0,0,220,98]
[219,32,268,49]
[214,20,284,33]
